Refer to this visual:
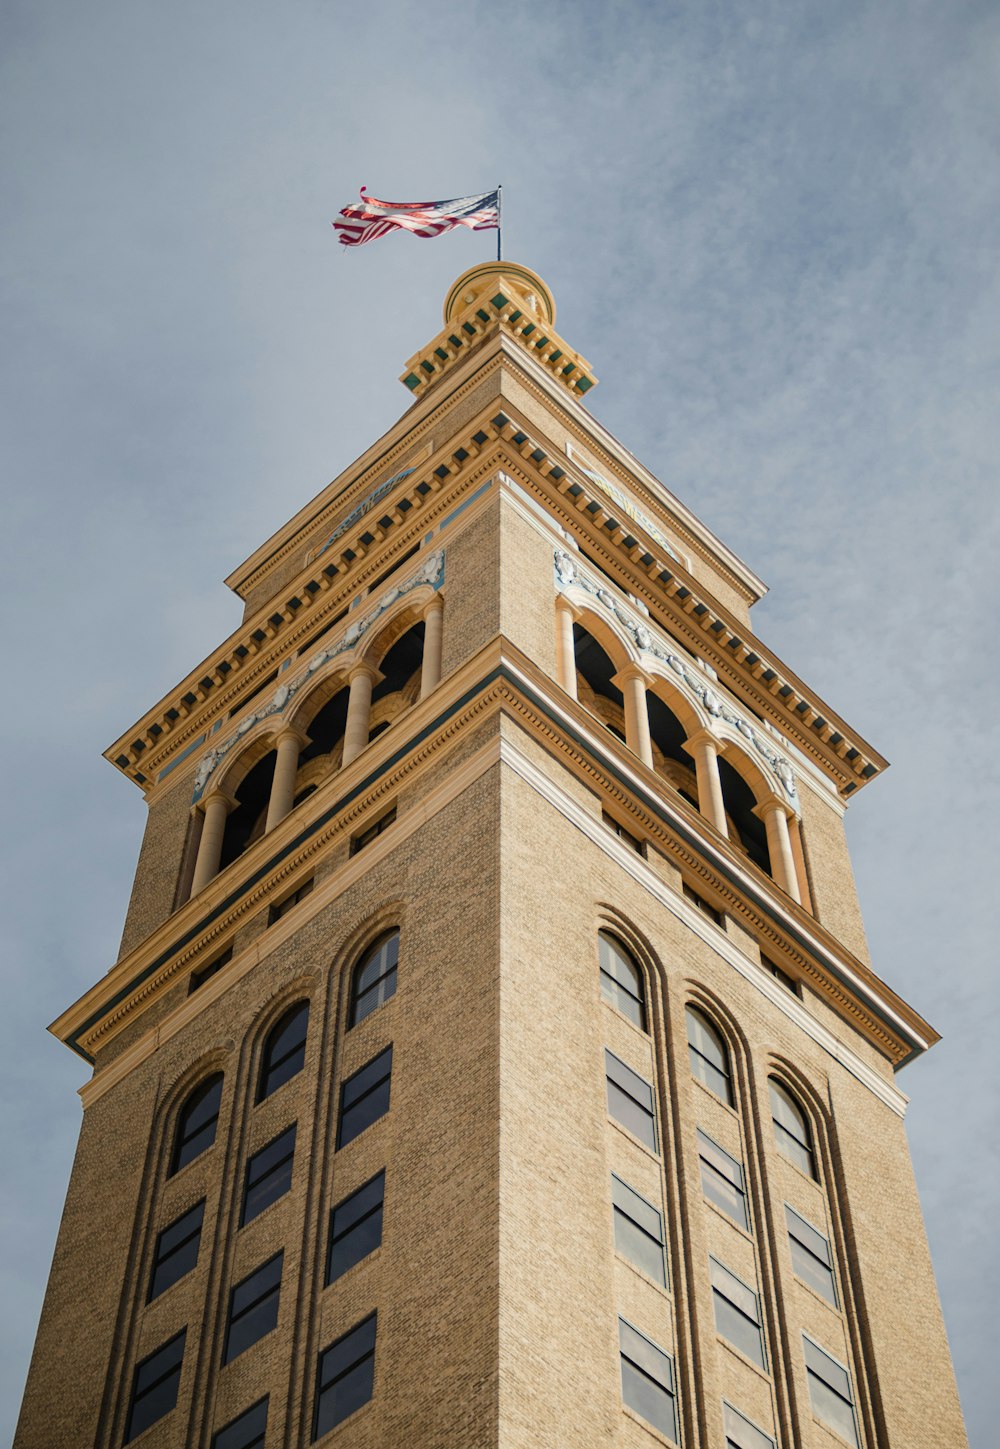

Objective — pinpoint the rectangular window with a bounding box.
[223,1252,283,1364]
[327,1171,385,1284]
[189,948,233,995]
[761,955,800,996]
[710,1258,766,1369]
[803,1336,860,1448]
[602,811,645,854]
[349,806,397,857]
[240,1124,296,1227]
[211,1396,269,1449]
[605,1049,657,1152]
[268,877,314,925]
[723,1400,776,1449]
[313,1312,377,1439]
[611,1175,667,1287]
[683,881,723,926]
[618,1318,677,1442]
[697,1130,749,1231]
[125,1329,186,1443]
[148,1200,205,1302]
[337,1046,393,1149]
[786,1204,838,1306]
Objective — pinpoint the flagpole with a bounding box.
[497,184,503,262]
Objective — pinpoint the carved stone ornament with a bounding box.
[554,550,798,803]
[191,549,445,802]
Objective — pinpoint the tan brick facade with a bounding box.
[16,263,967,1449]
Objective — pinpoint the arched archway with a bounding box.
[574,623,626,741]
[718,754,771,876]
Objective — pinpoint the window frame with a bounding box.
[604,1049,658,1153]
[803,1334,860,1448]
[336,1045,393,1149]
[240,1123,297,1227]
[723,1399,776,1449]
[222,1250,284,1366]
[618,1316,678,1443]
[147,1198,205,1303]
[348,932,399,1028]
[124,1329,186,1443]
[313,1311,378,1440]
[327,1170,386,1284]
[170,1073,224,1176]
[210,1397,269,1449]
[709,1257,767,1370]
[768,1079,817,1179]
[257,1000,310,1102]
[686,1008,734,1106]
[598,931,647,1030]
[785,1203,838,1306]
[611,1173,667,1287]
[697,1129,749,1232]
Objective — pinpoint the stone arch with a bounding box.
[568,597,638,674]
[644,676,705,807]
[716,741,782,878]
[247,975,317,1103]
[328,901,408,1039]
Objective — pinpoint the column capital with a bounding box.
[348,661,382,686]
[272,725,308,750]
[683,728,724,757]
[199,788,237,816]
[611,663,653,689]
[555,594,580,619]
[753,795,794,823]
[422,592,445,618]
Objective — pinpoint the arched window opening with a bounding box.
[598,931,646,1030]
[686,1008,733,1106]
[769,1079,816,1179]
[258,1001,310,1102]
[219,753,276,871]
[293,783,317,808]
[349,931,399,1027]
[299,685,351,772]
[718,758,770,875]
[573,625,626,741]
[370,623,425,726]
[647,692,699,806]
[170,1073,224,1176]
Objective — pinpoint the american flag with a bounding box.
[333,188,500,247]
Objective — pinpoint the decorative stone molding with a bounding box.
[565,443,682,563]
[554,548,798,805]
[191,550,444,801]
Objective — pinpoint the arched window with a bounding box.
[598,932,646,1030]
[349,931,399,1027]
[257,1001,310,1102]
[769,1079,816,1179]
[686,1008,733,1106]
[170,1073,224,1175]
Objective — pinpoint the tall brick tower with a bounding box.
[16,263,966,1449]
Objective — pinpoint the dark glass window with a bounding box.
[124,1329,186,1443]
[683,881,723,926]
[710,1258,766,1369]
[337,1046,392,1149]
[268,878,314,926]
[804,1336,860,1448]
[313,1312,377,1439]
[598,932,646,1030]
[612,1175,666,1286]
[349,933,399,1026]
[241,1124,296,1226]
[786,1204,838,1306]
[618,1318,677,1442]
[602,811,645,854]
[761,955,799,996]
[724,1400,776,1449]
[769,1080,816,1179]
[258,1002,310,1101]
[686,1008,733,1105]
[349,806,397,857]
[605,1050,657,1152]
[223,1252,283,1364]
[327,1171,385,1284]
[697,1130,749,1231]
[189,948,233,995]
[211,1396,269,1449]
[148,1200,205,1302]
[170,1074,224,1175]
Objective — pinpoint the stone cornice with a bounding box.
[67,642,932,1073]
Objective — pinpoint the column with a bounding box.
[684,729,729,837]
[756,799,802,904]
[555,598,578,699]
[264,727,307,832]
[341,663,379,767]
[614,666,654,768]
[419,595,445,700]
[190,790,234,896]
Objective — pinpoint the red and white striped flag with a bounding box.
[333,188,499,247]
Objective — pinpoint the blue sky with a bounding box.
[2,2,997,1444]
